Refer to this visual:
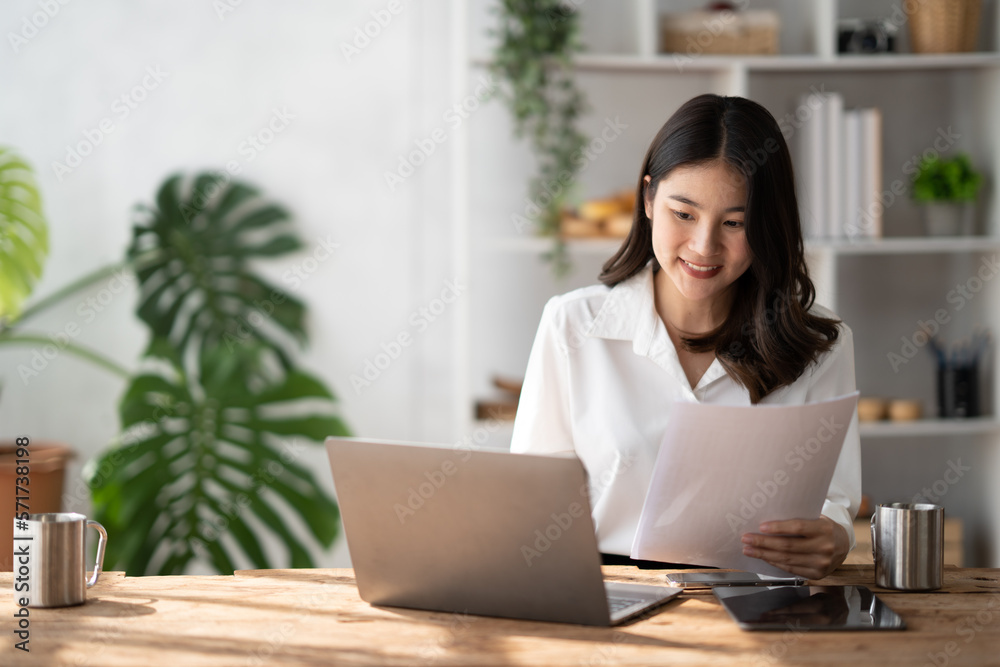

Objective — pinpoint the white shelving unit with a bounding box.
[460,0,1000,565]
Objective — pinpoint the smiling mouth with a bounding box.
[681,259,721,272]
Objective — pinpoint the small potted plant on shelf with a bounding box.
[911,153,983,236]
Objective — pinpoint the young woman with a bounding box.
[510,94,860,580]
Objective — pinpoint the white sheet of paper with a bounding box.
[630,392,859,576]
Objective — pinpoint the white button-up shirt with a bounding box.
[510,262,861,557]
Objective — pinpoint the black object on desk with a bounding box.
[714,585,906,631]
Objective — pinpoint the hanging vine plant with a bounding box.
[489,0,589,275]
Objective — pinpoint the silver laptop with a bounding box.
[325,437,682,626]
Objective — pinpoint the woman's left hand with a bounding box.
[741,516,850,580]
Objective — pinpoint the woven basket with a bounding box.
[909,0,981,53]
[660,10,779,55]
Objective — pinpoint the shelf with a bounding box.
[733,53,1000,72]
[474,53,1000,74]
[806,236,1000,255]
[860,417,1000,439]
[478,417,1000,440]
[492,236,1000,256]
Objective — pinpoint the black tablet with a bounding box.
[714,585,906,631]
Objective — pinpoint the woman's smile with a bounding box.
[679,258,723,278]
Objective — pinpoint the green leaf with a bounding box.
[89,339,348,575]
[0,147,49,321]
[128,172,306,361]
[912,153,982,202]
[488,1,588,275]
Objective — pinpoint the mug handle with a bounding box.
[86,520,108,588]
[870,512,878,564]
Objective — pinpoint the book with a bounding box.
[796,91,827,239]
[794,94,883,241]
[859,107,884,239]
[824,91,844,239]
[843,109,862,239]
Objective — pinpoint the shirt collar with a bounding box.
[586,261,656,344]
[587,260,731,392]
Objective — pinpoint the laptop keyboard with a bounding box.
[607,596,647,614]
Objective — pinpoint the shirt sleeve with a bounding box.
[806,323,862,551]
[510,297,576,455]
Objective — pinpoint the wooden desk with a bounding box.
[2,565,999,666]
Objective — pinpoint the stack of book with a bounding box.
[796,91,883,241]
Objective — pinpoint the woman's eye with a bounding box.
[724,219,745,229]
[672,210,693,221]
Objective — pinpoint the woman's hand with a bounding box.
[741,516,850,580]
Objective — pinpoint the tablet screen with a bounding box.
[714,585,906,631]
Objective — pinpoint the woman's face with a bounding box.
[645,160,753,310]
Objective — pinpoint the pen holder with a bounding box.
[937,363,978,418]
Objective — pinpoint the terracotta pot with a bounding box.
[1,441,74,571]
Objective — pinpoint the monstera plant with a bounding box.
[87,173,350,574]
[3,167,349,574]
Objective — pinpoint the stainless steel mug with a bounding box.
[14,512,108,608]
[870,503,944,591]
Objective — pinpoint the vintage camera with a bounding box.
[838,19,897,54]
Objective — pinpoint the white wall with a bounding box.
[1,0,459,569]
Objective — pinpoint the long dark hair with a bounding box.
[599,94,839,403]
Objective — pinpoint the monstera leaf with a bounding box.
[129,173,306,367]
[88,338,349,575]
[0,147,48,322]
